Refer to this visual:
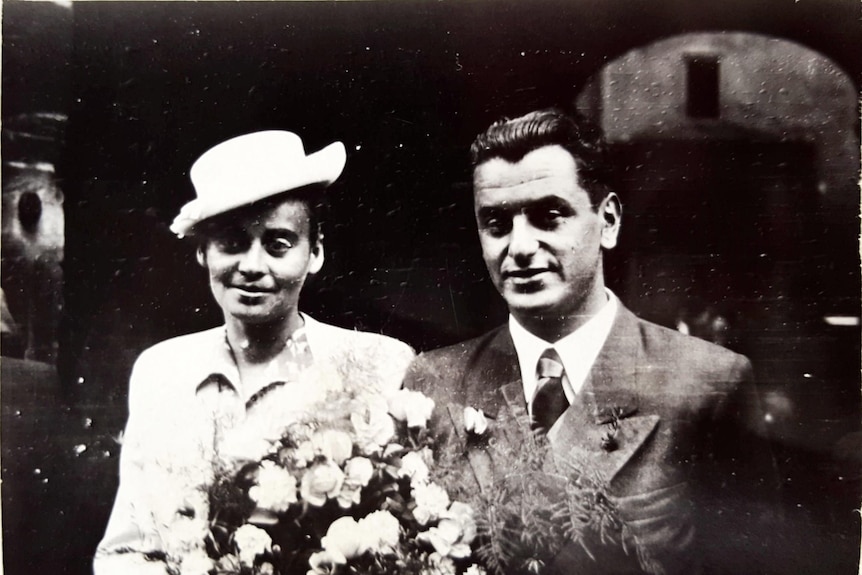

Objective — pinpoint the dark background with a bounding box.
[2,1,860,573]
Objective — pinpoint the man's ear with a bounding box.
[599,193,622,250]
[307,239,324,276]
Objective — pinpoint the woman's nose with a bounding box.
[237,241,266,275]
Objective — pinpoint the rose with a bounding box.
[424,552,457,575]
[234,524,272,567]
[388,389,435,428]
[300,461,345,506]
[412,481,451,525]
[398,449,431,484]
[359,510,400,554]
[464,565,487,575]
[280,439,317,469]
[307,550,344,575]
[311,429,354,465]
[442,501,477,545]
[337,457,375,508]
[320,516,369,563]
[178,549,215,575]
[463,407,488,436]
[418,502,477,559]
[249,461,298,513]
[351,396,396,454]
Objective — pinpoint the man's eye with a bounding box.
[532,210,564,229]
[482,217,511,236]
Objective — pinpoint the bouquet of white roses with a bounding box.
[192,385,487,575]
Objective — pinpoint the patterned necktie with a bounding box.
[531,348,569,433]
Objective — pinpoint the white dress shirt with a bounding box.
[509,290,618,415]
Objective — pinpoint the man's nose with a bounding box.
[508,216,539,261]
[237,241,267,275]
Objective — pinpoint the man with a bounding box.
[405,109,779,574]
[95,131,414,574]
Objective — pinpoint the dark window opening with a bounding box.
[686,54,720,118]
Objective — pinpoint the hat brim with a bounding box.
[170,141,346,237]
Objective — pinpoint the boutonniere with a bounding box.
[597,405,638,453]
[463,406,490,445]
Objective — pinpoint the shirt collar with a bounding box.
[509,289,618,403]
[195,313,317,403]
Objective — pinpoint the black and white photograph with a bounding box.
[2,1,860,574]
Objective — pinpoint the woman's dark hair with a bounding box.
[469,108,610,207]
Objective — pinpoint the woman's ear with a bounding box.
[195,246,207,268]
[307,239,324,276]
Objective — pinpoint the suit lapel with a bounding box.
[460,326,523,419]
[550,305,661,484]
[451,308,662,488]
[451,328,532,492]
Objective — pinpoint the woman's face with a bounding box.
[201,197,323,327]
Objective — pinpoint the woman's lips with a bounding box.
[230,285,275,297]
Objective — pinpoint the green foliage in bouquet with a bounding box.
[430,410,649,575]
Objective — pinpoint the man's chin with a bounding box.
[501,291,561,317]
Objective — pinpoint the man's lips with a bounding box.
[502,268,551,280]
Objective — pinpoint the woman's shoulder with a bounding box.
[135,326,225,366]
[305,315,414,358]
[304,316,414,395]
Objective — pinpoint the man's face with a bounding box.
[202,197,323,326]
[473,144,620,328]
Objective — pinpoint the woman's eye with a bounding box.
[213,234,247,253]
[266,237,293,254]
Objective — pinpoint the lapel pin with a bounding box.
[600,431,618,452]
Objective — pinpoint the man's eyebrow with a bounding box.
[477,195,572,213]
[527,196,573,210]
[476,205,508,218]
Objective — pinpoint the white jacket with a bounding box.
[94,315,414,574]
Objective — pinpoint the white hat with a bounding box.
[170,130,346,237]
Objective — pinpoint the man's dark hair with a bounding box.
[193,184,328,248]
[470,108,610,206]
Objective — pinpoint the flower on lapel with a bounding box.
[600,431,618,452]
[463,407,488,437]
[598,405,636,453]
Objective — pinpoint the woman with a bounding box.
[94,131,414,574]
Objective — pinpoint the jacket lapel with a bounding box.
[549,305,660,484]
[451,307,662,488]
[460,326,523,419]
[451,327,531,492]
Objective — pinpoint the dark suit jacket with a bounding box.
[405,303,780,575]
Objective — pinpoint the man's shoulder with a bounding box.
[618,310,753,398]
[417,325,507,366]
[631,312,748,367]
[404,326,509,393]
